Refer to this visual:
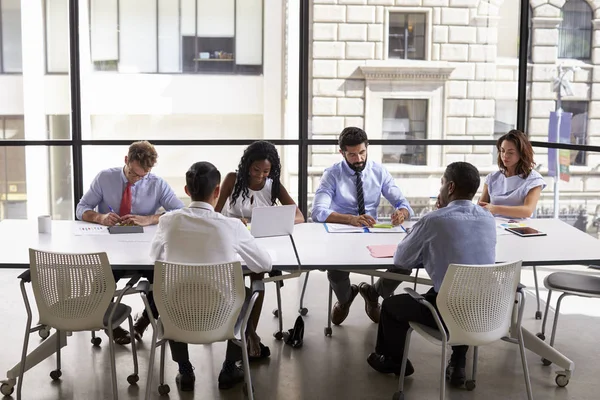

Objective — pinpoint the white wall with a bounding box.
[119,0,157,73]
[0,76,24,114]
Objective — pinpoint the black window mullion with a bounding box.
[69,0,83,213]
[516,0,529,131]
[298,0,309,218]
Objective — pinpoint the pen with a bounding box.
[400,225,407,233]
[108,205,116,214]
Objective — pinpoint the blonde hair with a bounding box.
[127,141,158,171]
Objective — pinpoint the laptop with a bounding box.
[250,205,296,238]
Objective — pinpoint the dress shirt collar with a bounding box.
[446,199,474,208]
[340,159,371,177]
[188,201,214,211]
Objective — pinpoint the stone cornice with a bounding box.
[531,17,561,28]
[359,61,455,82]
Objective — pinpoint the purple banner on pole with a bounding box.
[548,111,572,178]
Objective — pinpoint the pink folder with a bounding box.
[367,244,396,258]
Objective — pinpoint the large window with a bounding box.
[388,13,426,60]
[84,0,264,74]
[382,99,427,165]
[0,0,22,73]
[558,0,592,60]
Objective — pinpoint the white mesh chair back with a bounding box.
[437,261,522,346]
[153,260,246,344]
[28,249,115,331]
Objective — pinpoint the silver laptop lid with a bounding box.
[250,205,296,238]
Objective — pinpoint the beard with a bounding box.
[345,157,367,172]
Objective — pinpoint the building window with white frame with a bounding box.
[382,99,427,165]
[388,13,426,61]
[561,100,588,166]
[0,0,22,73]
[558,0,592,60]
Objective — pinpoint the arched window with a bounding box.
[558,0,593,59]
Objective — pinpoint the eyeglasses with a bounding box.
[126,164,148,179]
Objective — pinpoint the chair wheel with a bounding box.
[556,374,569,387]
[39,327,50,340]
[535,311,542,320]
[299,307,308,316]
[1,383,14,396]
[50,370,62,381]
[465,380,476,391]
[536,332,545,341]
[392,391,404,400]
[273,331,283,340]
[91,337,102,346]
[158,384,170,395]
[324,327,332,337]
[127,374,139,385]
[542,358,552,366]
[272,309,279,318]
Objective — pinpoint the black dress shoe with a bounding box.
[175,371,195,391]
[367,353,414,377]
[218,362,245,390]
[446,358,466,387]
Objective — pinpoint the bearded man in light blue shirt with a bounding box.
[311,127,413,326]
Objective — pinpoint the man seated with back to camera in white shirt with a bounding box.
[311,127,414,326]
[149,161,272,392]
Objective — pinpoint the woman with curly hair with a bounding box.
[479,129,546,219]
[216,141,304,361]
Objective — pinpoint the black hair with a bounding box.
[338,127,369,151]
[231,141,281,206]
[186,161,221,202]
[443,162,481,199]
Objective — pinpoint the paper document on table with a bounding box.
[73,225,109,236]
[236,250,277,263]
[324,223,366,233]
[367,244,397,258]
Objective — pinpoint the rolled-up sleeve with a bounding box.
[159,179,185,211]
[311,170,337,222]
[235,221,272,273]
[76,173,104,220]
[382,168,413,217]
[393,219,426,272]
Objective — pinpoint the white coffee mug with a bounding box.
[38,215,52,234]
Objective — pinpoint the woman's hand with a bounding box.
[478,201,495,214]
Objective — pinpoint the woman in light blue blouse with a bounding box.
[479,130,546,219]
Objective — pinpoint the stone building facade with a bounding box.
[309,0,600,223]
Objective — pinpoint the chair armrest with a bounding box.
[136,280,151,295]
[18,270,31,283]
[251,279,265,294]
[404,287,425,302]
[125,274,142,289]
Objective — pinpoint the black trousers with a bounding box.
[169,287,251,364]
[112,270,158,319]
[375,288,468,362]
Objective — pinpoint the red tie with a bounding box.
[119,182,132,216]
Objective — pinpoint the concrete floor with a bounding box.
[0,266,599,400]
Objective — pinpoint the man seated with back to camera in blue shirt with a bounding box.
[367,161,496,388]
[76,140,184,345]
[311,127,414,326]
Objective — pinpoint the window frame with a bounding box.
[384,8,431,62]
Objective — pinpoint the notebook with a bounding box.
[324,223,406,234]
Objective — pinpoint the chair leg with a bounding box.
[240,331,254,400]
[471,346,479,384]
[540,289,553,338]
[518,325,534,400]
[439,342,447,400]
[299,271,310,312]
[144,328,159,400]
[325,284,333,336]
[550,293,569,347]
[107,326,119,400]
[370,275,374,285]
[396,328,413,395]
[275,281,283,338]
[127,315,139,379]
[16,286,33,400]
[532,266,542,319]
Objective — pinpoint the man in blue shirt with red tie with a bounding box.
[311,127,413,326]
[76,140,184,344]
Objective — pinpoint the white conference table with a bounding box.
[2,218,600,390]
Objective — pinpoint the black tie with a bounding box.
[355,171,365,216]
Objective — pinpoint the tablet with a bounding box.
[505,227,546,237]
